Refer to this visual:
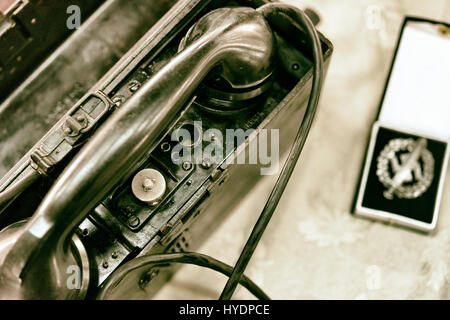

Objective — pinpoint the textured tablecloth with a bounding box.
[155,0,450,300]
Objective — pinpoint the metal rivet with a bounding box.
[128,215,140,228]
[182,161,192,171]
[142,178,154,191]
[186,179,192,186]
[111,252,118,259]
[103,261,109,269]
[201,159,212,169]
[292,63,300,71]
[161,142,171,152]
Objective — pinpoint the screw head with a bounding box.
[182,161,192,171]
[201,159,212,169]
[128,215,140,228]
[142,178,154,191]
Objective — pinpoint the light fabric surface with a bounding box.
[156,0,450,299]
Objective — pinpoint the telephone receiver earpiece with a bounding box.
[0,7,276,299]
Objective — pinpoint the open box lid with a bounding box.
[378,19,450,140]
[353,17,450,232]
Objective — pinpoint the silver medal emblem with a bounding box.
[376,138,434,200]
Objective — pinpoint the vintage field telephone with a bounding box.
[0,0,332,299]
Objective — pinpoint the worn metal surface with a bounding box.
[0,0,176,178]
[0,0,333,299]
[0,0,104,101]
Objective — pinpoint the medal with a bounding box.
[376,138,434,200]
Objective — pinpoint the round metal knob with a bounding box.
[131,169,166,205]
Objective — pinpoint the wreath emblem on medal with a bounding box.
[376,138,434,200]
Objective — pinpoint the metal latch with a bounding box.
[30,91,114,175]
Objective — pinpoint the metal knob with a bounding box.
[131,169,166,205]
